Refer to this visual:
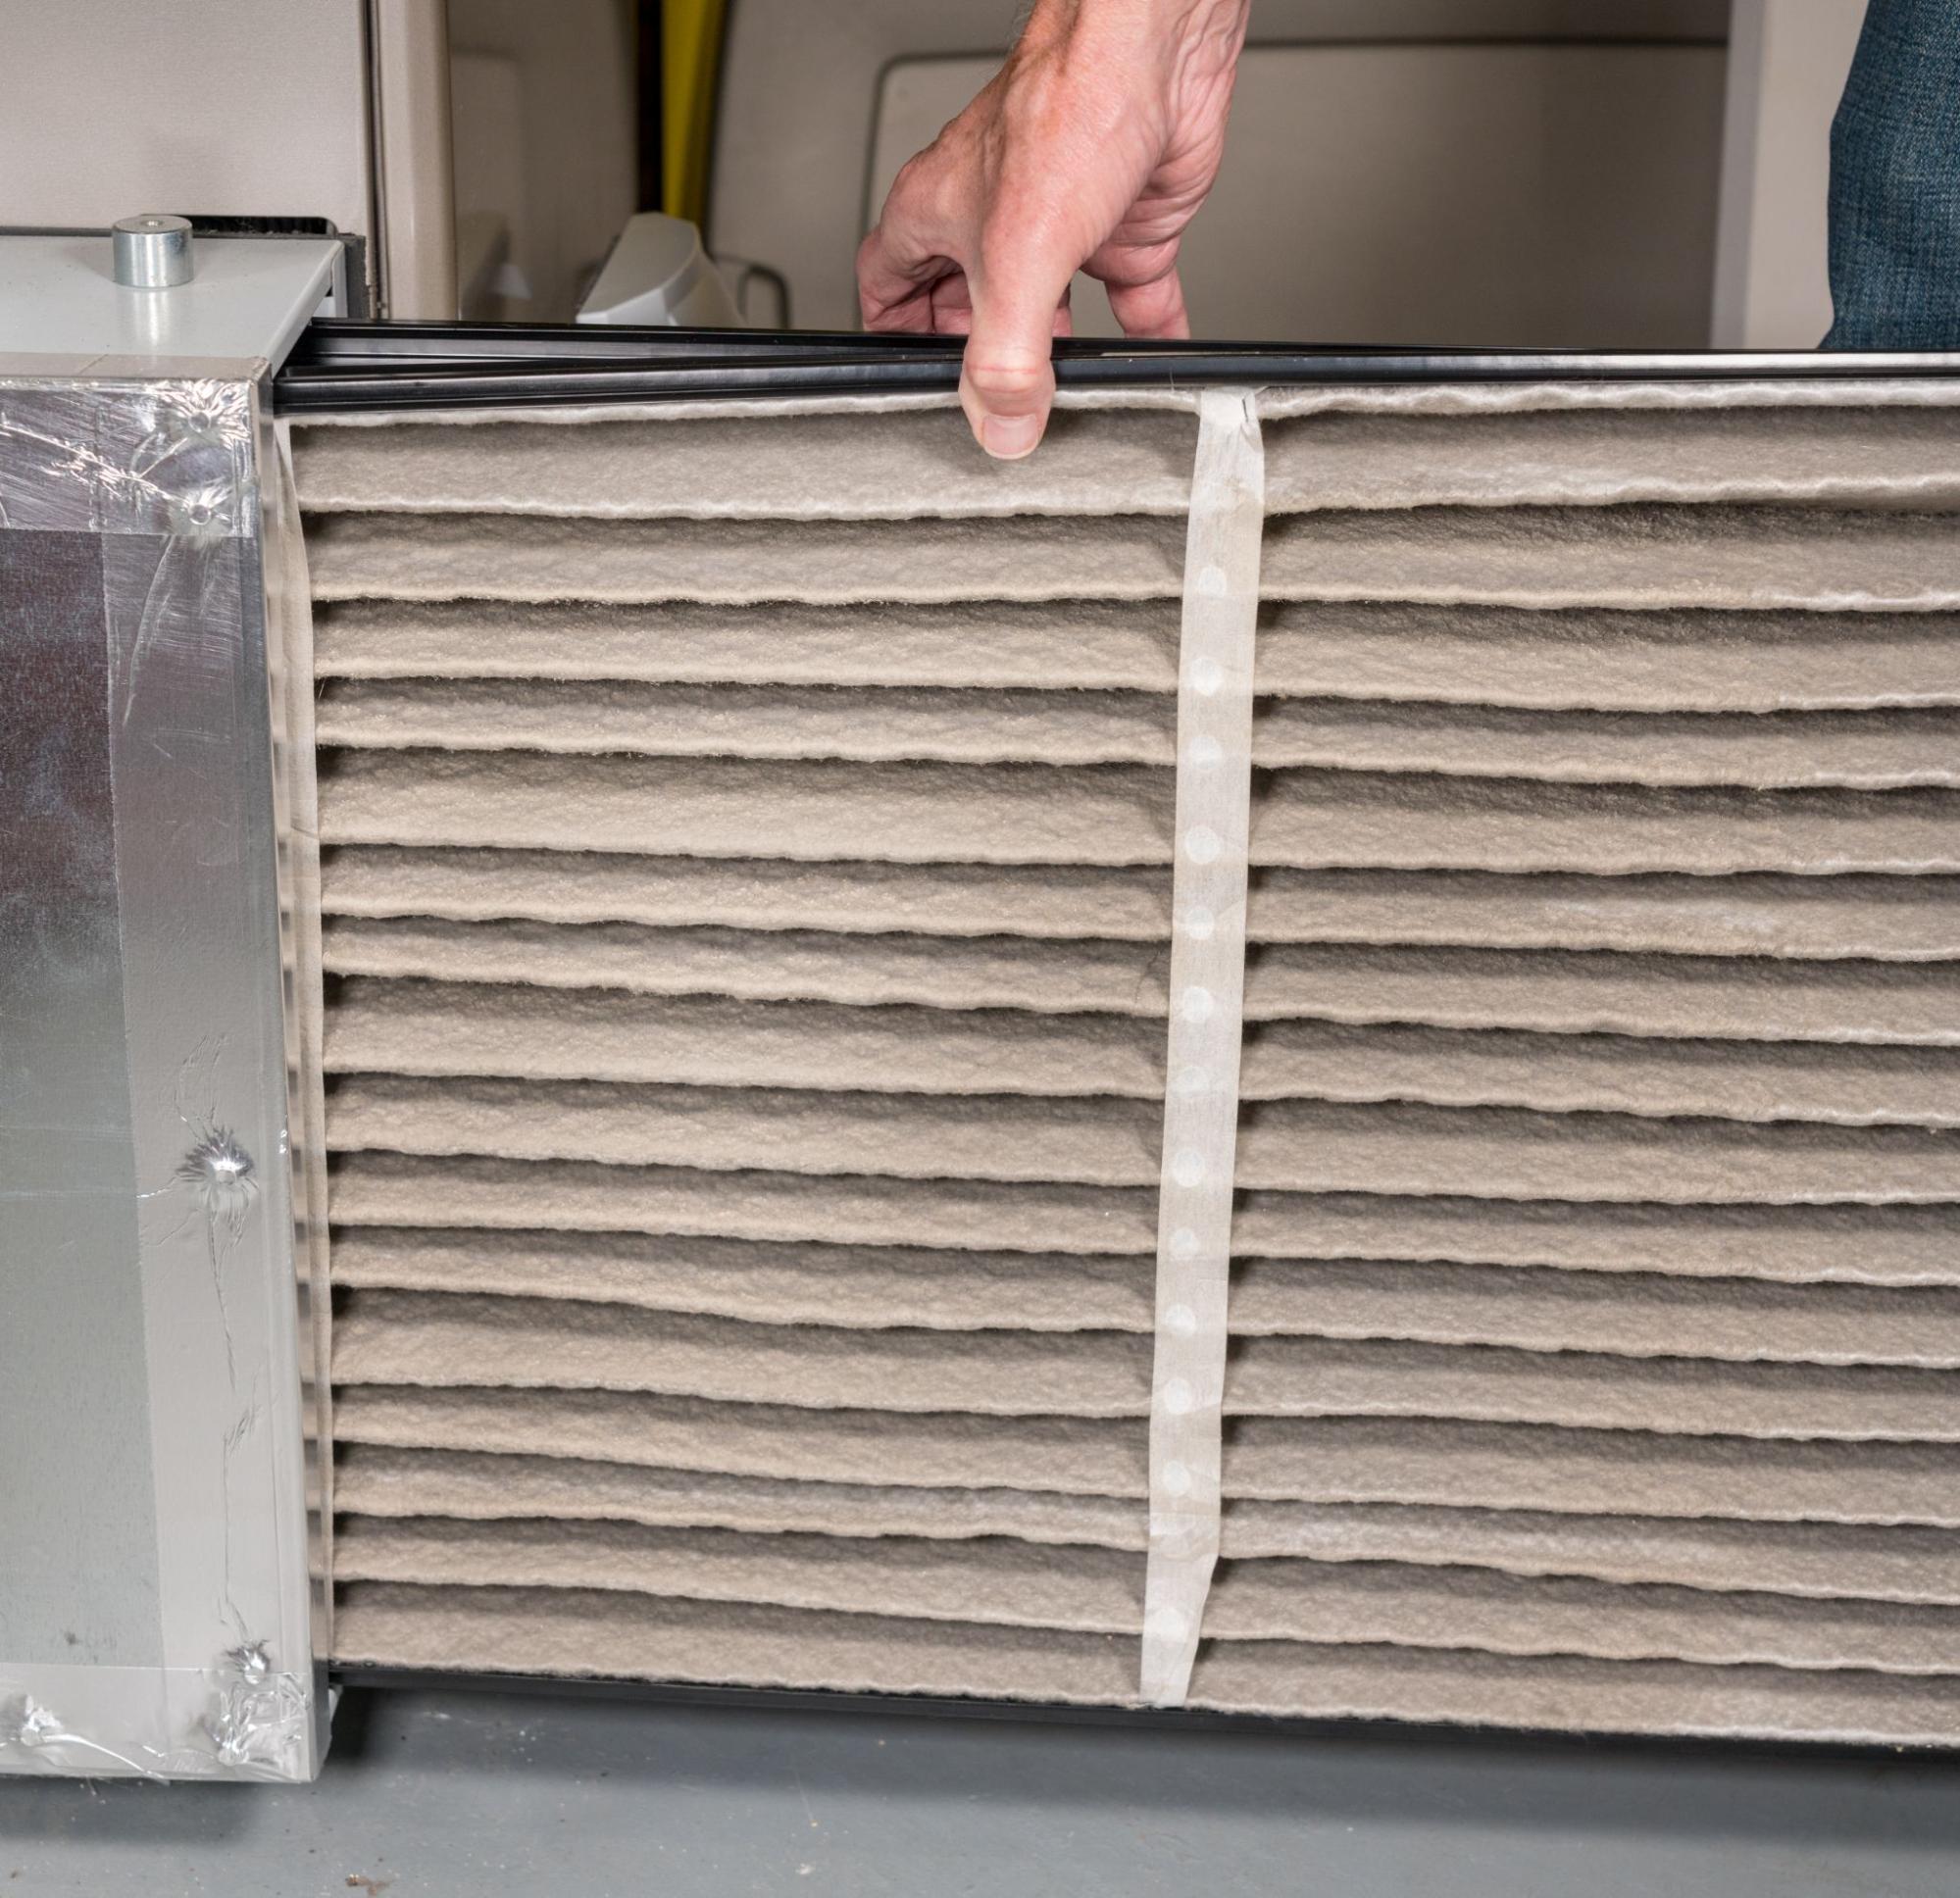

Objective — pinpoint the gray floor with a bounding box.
[3,1685,1958,1898]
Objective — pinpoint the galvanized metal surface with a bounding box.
[1,243,336,1780]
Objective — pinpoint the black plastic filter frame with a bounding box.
[275,319,1960,414]
[328,1667,1943,1760]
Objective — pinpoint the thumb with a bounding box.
[960,245,1074,460]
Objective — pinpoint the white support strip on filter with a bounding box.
[1140,388,1266,1705]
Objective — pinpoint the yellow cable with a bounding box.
[662,0,729,228]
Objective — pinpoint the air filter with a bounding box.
[285,370,1960,1744]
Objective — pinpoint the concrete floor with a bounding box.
[2,1684,1958,1898]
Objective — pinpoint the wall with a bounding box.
[1712,0,1871,347]
[5,0,371,247]
[446,0,638,320]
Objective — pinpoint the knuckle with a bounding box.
[962,355,1050,401]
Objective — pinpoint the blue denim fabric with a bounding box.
[1824,0,1960,347]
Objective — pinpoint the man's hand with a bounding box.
[857,0,1249,458]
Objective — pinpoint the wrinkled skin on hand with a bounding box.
[858,0,1250,457]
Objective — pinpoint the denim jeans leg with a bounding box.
[1823,0,1960,348]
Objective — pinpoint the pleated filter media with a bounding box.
[285,379,1960,1743]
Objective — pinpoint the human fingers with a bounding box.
[959,215,1080,458]
[857,155,960,331]
[1102,258,1191,339]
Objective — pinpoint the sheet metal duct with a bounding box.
[0,229,344,1782]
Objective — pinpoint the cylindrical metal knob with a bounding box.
[113,214,194,289]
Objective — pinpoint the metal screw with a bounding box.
[113,214,194,289]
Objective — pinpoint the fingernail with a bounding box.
[980,413,1042,460]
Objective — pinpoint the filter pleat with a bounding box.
[299,388,1960,1738]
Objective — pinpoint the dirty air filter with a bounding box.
[286,368,1960,1744]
